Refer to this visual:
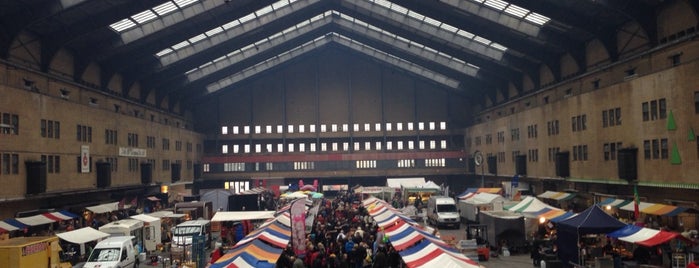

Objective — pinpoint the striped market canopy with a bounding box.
[608,224,693,247]
[599,197,688,216]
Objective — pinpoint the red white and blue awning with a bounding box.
[211,213,291,268]
[399,239,480,268]
[0,210,78,233]
[608,224,693,247]
[363,196,479,268]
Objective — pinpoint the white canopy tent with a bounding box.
[56,227,110,255]
[211,211,276,222]
[85,202,128,214]
[386,177,426,188]
[56,227,110,244]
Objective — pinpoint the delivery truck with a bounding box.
[0,236,72,268]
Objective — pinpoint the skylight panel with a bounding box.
[296,19,310,28]
[109,19,136,32]
[268,31,284,40]
[389,3,408,14]
[212,55,227,64]
[468,0,485,3]
[308,13,324,23]
[271,0,288,11]
[171,40,190,50]
[205,27,224,37]
[256,6,274,17]
[467,63,480,70]
[452,57,466,65]
[473,36,491,45]
[238,13,256,24]
[131,10,157,24]
[199,61,213,69]
[355,19,370,28]
[153,2,178,16]
[185,68,197,75]
[173,0,198,8]
[504,5,528,18]
[156,48,174,57]
[221,20,240,30]
[188,34,207,44]
[406,10,424,21]
[372,0,392,9]
[525,12,550,25]
[440,23,458,34]
[423,17,442,27]
[455,29,475,39]
[396,35,411,44]
[483,0,508,10]
[490,43,507,51]
[423,45,437,54]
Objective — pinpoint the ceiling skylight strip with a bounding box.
[110,19,136,32]
[206,33,460,94]
[483,0,508,10]
[156,0,318,64]
[173,0,198,8]
[504,5,528,18]
[109,0,202,33]
[131,10,157,24]
[353,0,505,60]
[206,36,331,94]
[525,13,550,25]
[446,0,550,27]
[365,0,506,54]
[153,2,178,16]
[186,11,332,81]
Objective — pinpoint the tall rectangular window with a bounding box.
[650,100,658,120]
[643,140,651,159]
[221,126,228,134]
[652,139,660,159]
[642,102,649,121]
[659,98,667,119]
[695,92,699,114]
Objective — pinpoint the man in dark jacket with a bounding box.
[372,246,387,268]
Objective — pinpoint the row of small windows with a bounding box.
[221,140,449,154]
[221,121,448,135]
[214,158,448,172]
[38,122,195,152]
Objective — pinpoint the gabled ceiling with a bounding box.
[0,0,677,112]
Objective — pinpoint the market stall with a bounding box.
[363,197,480,268]
[209,214,291,268]
[556,205,627,267]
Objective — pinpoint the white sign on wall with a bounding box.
[118,147,147,157]
[80,145,90,173]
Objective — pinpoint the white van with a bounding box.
[427,196,460,229]
[172,220,211,249]
[83,236,138,268]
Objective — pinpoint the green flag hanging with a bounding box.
[689,127,696,141]
[670,142,681,164]
[667,110,677,131]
